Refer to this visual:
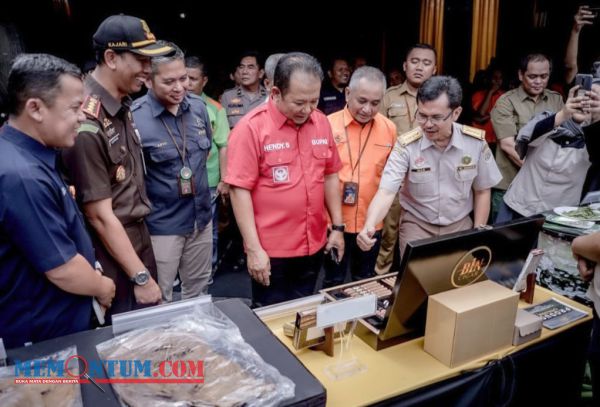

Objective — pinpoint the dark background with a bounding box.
[1,0,600,99]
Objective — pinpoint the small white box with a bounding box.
[513,309,542,346]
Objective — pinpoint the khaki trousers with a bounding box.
[151,221,213,302]
[375,194,403,274]
[398,211,473,257]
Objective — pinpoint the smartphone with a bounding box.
[210,191,219,204]
[329,247,340,265]
[575,73,593,97]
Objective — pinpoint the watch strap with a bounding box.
[331,224,345,232]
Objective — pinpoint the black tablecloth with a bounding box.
[373,319,592,406]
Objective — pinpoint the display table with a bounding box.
[538,218,594,305]
[6,299,326,407]
[260,286,592,406]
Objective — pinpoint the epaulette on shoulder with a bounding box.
[81,95,101,119]
[462,125,485,140]
[398,128,422,147]
[77,122,100,134]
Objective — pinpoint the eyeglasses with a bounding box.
[414,110,454,125]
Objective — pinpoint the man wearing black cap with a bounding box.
[62,15,173,320]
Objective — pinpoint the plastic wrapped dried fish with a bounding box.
[97,303,294,407]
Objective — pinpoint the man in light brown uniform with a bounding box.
[376,44,437,274]
[358,76,502,256]
[490,53,564,222]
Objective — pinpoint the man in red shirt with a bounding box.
[226,52,345,306]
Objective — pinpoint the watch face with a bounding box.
[135,271,150,285]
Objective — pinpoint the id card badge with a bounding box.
[342,181,358,206]
[178,167,195,197]
[178,177,195,197]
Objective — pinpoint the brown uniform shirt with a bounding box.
[62,76,151,225]
[61,76,156,317]
[381,82,418,137]
[490,86,564,190]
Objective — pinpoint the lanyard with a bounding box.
[160,116,187,165]
[345,121,374,178]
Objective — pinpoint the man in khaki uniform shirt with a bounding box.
[376,44,437,274]
[358,76,501,256]
[490,53,563,221]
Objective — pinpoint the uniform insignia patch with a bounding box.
[462,125,485,140]
[109,134,120,145]
[103,118,112,128]
[272,166,289,183]
[334,134,344,143]
[115,165,126,182]
[81,95,101,118]
[77,123,100,134]
[398,128,422,147]
[483,144,493,162]
[414,156,426,167]
[230,109,241,115]
[231,97,241,104]
[461,155,472,165]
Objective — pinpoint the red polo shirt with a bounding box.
[225,100,342,258]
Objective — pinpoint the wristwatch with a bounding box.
[130,270,151,286]
[331,224,345,232]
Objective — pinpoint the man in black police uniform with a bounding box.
[62,15,174,319]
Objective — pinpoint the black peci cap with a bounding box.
[92,15,174,57]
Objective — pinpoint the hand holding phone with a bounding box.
[575,73,593,98]
[329,247,340,265]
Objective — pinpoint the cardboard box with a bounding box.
[513,309,542,346]
[424,280,519,367]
